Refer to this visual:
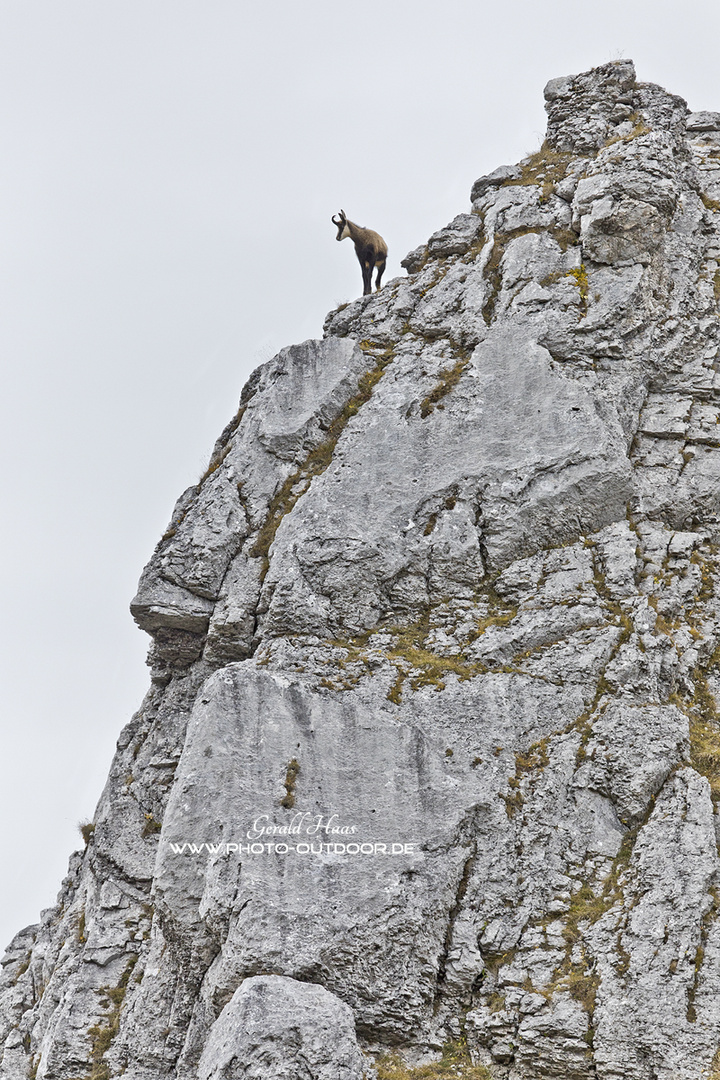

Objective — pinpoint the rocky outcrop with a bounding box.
[4,59,720,1080]
[197,975,367,1080]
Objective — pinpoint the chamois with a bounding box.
[332,210,387,296]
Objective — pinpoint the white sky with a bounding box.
[2,0,719,951]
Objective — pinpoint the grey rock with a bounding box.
[400,243,428,273]
[687,111,720,131]
[580,195,664,266]
[543,75,575,102]
[5,57,720,1080]
[584,702,689,825]
[257,328,632,637]
[197,975,368,1080]
[427,213,484,257]
[470,164,522,202]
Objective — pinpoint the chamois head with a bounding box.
[332,209,350,241]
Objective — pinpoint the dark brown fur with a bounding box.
[332,210,388,296]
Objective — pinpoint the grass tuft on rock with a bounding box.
[280,758,301,809]
[251,349,394,581]
[86,956,138,1080]
[419,356,469,418]
[375,1040,491,1080]
[502,141,575,202]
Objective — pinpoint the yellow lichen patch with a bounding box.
[375,1041,491,1080]
[566,265,589,313]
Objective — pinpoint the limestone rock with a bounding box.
[197,975,368,1080]
[4,58,720,1080]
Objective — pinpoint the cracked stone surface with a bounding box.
[4,58,720,1080]
[197,975,367,1080]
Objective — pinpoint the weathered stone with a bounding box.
[197,976,367,1080]
[400,243,428,273]
[427,213,483,256]
[5,58,720,1080]
[470,164,522,202]
[687,111,720,132]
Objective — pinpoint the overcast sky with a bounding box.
[2,0,719,950]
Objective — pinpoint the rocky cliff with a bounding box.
[3,58,720,1080]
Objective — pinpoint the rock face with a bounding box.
[197,975,367,1080]
[3,59,720,1080]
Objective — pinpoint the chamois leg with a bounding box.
[375,259,386,291]
[362,260,373,296]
